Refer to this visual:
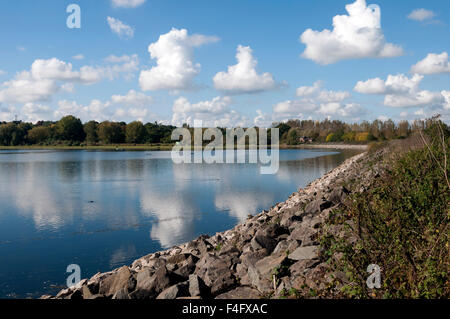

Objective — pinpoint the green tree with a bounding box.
[125,121,146,144]
[98,121,125,144]
[27,126,51,144]
[56,116,85,141]
[287,128,299,145]
[276,123,291,138]
[0,123,26,146]
[144,122,176,144]
[84,121,99,144]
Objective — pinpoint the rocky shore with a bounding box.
[44,150,375,300]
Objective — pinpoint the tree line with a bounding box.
[0,115,433,146]
[275,118,424,145]
[0,116,176,146]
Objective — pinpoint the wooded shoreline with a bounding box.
[0,143,368,151]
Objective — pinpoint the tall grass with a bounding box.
[321,119,449,299]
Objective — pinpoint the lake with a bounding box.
[0,149,360,298]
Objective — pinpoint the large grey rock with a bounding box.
[289,259,321,277]
[273,240,301,255]
[98,266,133,297]
[81,285,98,299]
[247,254,288,293]
[130,266,171,299]
[173,254,198,279]
[167,253,190,265]
[263,224,290,238]
[184,235,213,256]
[240,249,269,268]
[288,223,318,246]
[188,274,208,297]
[235,263,251,285]
[304,199,332,215]
[273,240,288,255]
[327,186,350,205]
[112,288,130,299]
[156,281,189,299]
[274,276,293,298]
[288,246,319,261]
[280,211,303,228]
[250,235,277,254]
[215,287,261,299]
[195,254,236,296]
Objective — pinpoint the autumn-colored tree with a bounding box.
[27,126,51,144]
[126,121,146,144]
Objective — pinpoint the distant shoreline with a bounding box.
[0,143,368,151]
[281,143,368,150]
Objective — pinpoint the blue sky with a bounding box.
[0,0,449,126]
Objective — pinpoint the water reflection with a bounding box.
[141,190,197,248]
[0,149,360,298]
[109,245,138,269]
[215,192,274,222]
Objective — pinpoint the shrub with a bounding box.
[355,132,370,142]
[326,132,343,143]
[342,132,356,142]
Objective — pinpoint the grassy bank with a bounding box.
[320,119,449,299]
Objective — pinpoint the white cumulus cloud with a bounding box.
[296,81,351,102]
[111,0,146,8]
[0,71,59,104]
[30,58,101,83]
[102,54,139,80]
[171,96,248,128]
[354,73,445,107]
[274,82,362,120]
[442,91,450,112]
[296,81,322,97]
[411,52,450,75]
[111,89,153,107]
[407,9,436,22]
[300,0,403,65]
[107,17,134,39]
[274,99,316,116]
[0,56,139,104]
[213,45,277,94]
[139,28,219,92]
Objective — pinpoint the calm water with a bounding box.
[0,149,359,298]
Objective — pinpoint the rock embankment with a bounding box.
[45,151,373,300]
